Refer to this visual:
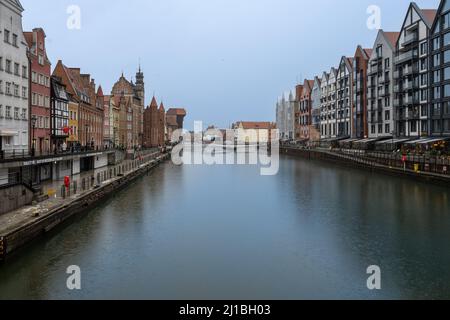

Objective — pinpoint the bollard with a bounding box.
[73,181,77,194]
[61,185,66,199]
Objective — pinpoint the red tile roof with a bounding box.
[384,32,400,47]
[421,9,437,26]
[167,108,186,116]
[236,122,275,130]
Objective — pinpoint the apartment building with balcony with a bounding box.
[311,76,322,142]
[367,30,399,138]
[336,56,353,138]
[429,0,450,136]
[0,0,29,157]
[353,46,372,139]
[394,3,436,138]
[320,68,337,139]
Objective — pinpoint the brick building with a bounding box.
[53,60,104,148]
[24,28,51,154]
[143,96,165,148]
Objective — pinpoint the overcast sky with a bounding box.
[21,0,440,129]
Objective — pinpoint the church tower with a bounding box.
[135,65,145,108]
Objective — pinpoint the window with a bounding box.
[385,110,390,121]
[14,84,19,97]
[433,37,441,51]
[445,67,450,81]
[445,84,450,98]
[385,124,390,134]
[22,66,27,78]
[434,86,441,100]
[22,87,27,99]
[444,32,450,47]
[5,59,11,73]
[444,101,450,115]
[14,107,19,120]
[0,57,3,71]
[385,58,390,69]
[420,59,427,71]
[12,34,17,47]
[14,63,19,76]
[420,74,427,86]
[434,70,441,83]
[443,13,450,30]
[433,53,441,67]
[5,106,11,119]
[421,89,428,101]
[21,108,26,120]
[420,42,427,55]
[445,50,450,63]
[5,82,11,95]
[433,103,441,116]
[38,55,44,65]
[0,80,2,94]
[4,29,10,43]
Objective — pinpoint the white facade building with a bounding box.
[0,0,29,157]
[336,56,353,138]
[368,30,399,138]
[320,68,338,139]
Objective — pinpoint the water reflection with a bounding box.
[0,154,449,299]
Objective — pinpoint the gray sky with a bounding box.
[21,0,439,129]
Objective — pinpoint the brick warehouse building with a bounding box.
[24,28,51,155]
[143,96,165,148]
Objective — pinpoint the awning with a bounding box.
[404,138,429,145]
[0,130,19,137]
[417,137,450,145]
[376,138,410,145]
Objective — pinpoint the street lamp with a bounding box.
[31,115,37,157]
[85,124,89,149]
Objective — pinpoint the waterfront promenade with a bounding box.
[0,149,169,259]
[281,145,450,185]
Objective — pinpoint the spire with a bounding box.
[97,85,104,97]
[150,96,158,108]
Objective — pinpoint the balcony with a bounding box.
[368,64,380,75]
[395,51,418,65]
[403,65,418,76]
[406,110,420,119]
[403,81,418,91]
[402,32,418,46]
[394,84,401,93]
[378,87,386,97]
[403,95,419,105]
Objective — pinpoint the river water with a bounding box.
[0,152,449,299]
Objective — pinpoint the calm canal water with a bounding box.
[0,153,450,299]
